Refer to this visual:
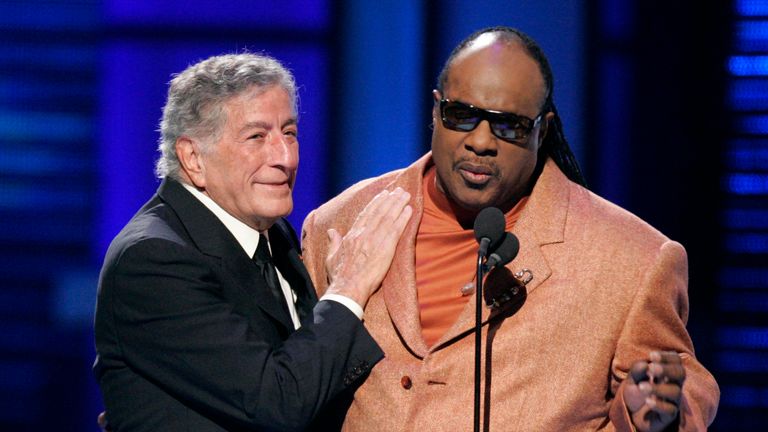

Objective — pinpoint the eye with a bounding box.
[248,132,265,140]
[283,128,298,138]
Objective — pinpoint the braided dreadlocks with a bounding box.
[436,26,588,188]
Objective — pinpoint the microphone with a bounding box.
[485,232,520,270]
[473,207,505,258]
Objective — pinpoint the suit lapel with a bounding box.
[157,179,295,332]
[380,155,432,358]
[269,221,318,325]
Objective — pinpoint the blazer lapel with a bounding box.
[269,220,318,325]
[380,155,432,358]
[157,179,295,332]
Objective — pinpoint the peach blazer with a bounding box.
[302,154,719,431]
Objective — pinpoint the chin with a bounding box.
[254,200,293,220]
[451,188,497,210]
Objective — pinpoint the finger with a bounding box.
[650,350,682,365]
[376,189,411,229]
[362,188,410,231]
[355,188,410,240]
[326,229,342,259]
[393,205,413,233]
[624,381,648,413]
[630,360,650,383]
[645,395,680,423]
[357,189,395,224]
[648,360,686,385]
[365,200,412,254]
[651,382,683,405]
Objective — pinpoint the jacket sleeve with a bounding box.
[99,237,383,431]
[607,240,719,431]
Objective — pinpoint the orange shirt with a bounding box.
[416,167,528,347]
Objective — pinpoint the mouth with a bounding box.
[255,180,292,191]
[456,162,496,186]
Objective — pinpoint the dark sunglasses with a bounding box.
[439,99,542,143]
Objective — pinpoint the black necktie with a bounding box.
[253,233,291,318]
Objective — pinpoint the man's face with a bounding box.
[192,85,298,230]
[431,37,549,212]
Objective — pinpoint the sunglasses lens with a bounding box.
[441,100,537,143]
[491,121,522,140]
[443,103,480,131]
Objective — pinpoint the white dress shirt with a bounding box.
[181,183,363,328]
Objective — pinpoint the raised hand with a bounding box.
[624,351,686,432]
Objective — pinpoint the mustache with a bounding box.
[453,159,501,179]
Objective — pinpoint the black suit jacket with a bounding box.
[93,178,382,431]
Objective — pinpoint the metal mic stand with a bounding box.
[474,253,486,432]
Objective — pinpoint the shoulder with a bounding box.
[102,199,192,272]
[305,167,409,231]
[575,183,671,242]
[562,181,686,270]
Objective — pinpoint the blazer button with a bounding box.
[400,375,412,390]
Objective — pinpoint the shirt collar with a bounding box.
[181,182,266,258]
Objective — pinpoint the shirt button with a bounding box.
[400,375,412,390]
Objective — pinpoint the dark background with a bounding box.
[0,0,764,430]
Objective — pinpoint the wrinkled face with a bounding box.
[192,85,298,230]
[432,37,550,212]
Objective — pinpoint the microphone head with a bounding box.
[473,207,505,251]
[491,232,520,267]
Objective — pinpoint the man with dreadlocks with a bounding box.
[302,27,719,431]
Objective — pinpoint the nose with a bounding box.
[463,119,498,156]
[267,132,299,170]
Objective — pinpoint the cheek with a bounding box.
[431,131,457,162]
[500,148,538,178]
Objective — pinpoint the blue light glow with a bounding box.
[729,55,768,76]
[726,148,768,170]
[719,293,768,312]
[724,209,768,229]
[726,233,768,253]
[0,184,89,211]
[720,385,768,407]
[735,113,768,134]
[717,353,768,374]
[720,267,768,289]
[736,21,768,51]
[725,173,768,194]
[0,150,90,175]
[717,327,768,348]
[728,79,768,109]
[0,111,91,142]
[737,0,768,17]
[0,45,96,70]
[0,78,93,103]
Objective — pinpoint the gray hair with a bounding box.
[155,52,298,180]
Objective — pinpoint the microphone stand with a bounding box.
[474,251,486,432]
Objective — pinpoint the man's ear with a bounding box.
[538,112,555,148]
[432,89,442,103]
[432,89,442,123]
[176,137,206,188]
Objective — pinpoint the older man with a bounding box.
[93,53,412,431]
[301,27,719,431]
